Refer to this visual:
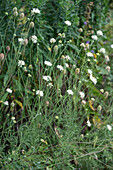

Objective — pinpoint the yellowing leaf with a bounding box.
[14,100,23,109]
[89,100,95,111]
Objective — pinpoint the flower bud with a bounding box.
[104,91,109,98]
[0,53,4,60]
[6,46,10,52]
[19,12,24,19]
[97,105,102,112]
[13,7,17,12]
[45,101,49,106]
[24,39,28,46]
[29,22,34,28]
[28,64,32,69]
[13,11,18,17]
[62,33,65,38]
[82,100,86,105]
[78,28,83,32]
[75,68,80,74]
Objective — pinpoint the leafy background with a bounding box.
[0,0,113,169]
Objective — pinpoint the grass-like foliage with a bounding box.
[0,0,113,169]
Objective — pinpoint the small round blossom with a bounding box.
[91,35,98,40]
[57,65,64,71]
[6,46,10,52]
[43,76,52,81]
[78,28,83,32]
[18,38,24,44]
[19,13,24,18]
[79,92,85,99]
[105,66,110,72]
[100,48,105,54]
[65,20,71,26]
[47,83,53,87]
[11,117,15,120]
[50,38,56,43]
[36,90,43,97]
[90,75,97,84]
[44,61,52,66]
[29,22,34,28]
[107,125,112,131]
[13,11,18,17]
[6,88,12,93]
[80,43,85,48]
[4,101,9,105]
[13,7,17,12]
[75,68,80,74]
[97,105,102,112]
[100,89,104,93]
[97,30,103,36]
[111,44,113,48]
[18,60,25,67]
[67,90,73,95]
[82,100,86,105]
[87,120,91,127]
[86,52,93,57]
[31,8,40,14]
[65,55,70,60]
[31,35,37,43]
[65,63,69,68]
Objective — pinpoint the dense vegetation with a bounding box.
[0,0,113,169]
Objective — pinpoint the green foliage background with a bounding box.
[0,0,113,169]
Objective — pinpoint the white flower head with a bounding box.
[57,65,64,71]
[111,44,113,48]
[97,30,103,36]
[18,38,24,45]
[87,120,91,127]
[31,8,40,15]
[65,63,69,68]
[36,90,43,97]
[67,89,73,95]
[50,38,56,43]
[88,69,92,75]
[18,60,25,67]
[79,92,85,99]
[105,66,110,72]
[31,35,37,43]
[44,61,52,66]
[100,48,105,54]
[47,83,53,87]
[107,125,112,131]
[91,35,98,40]
[86,52,93,57]
[6,88,12,93]
[65,20,71,26]
[82,100,86,105]
[4,101,9,105]
[90,75,97,84]
[65,55,70,60]
[80,43,86,48]
[43,76,52,81]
